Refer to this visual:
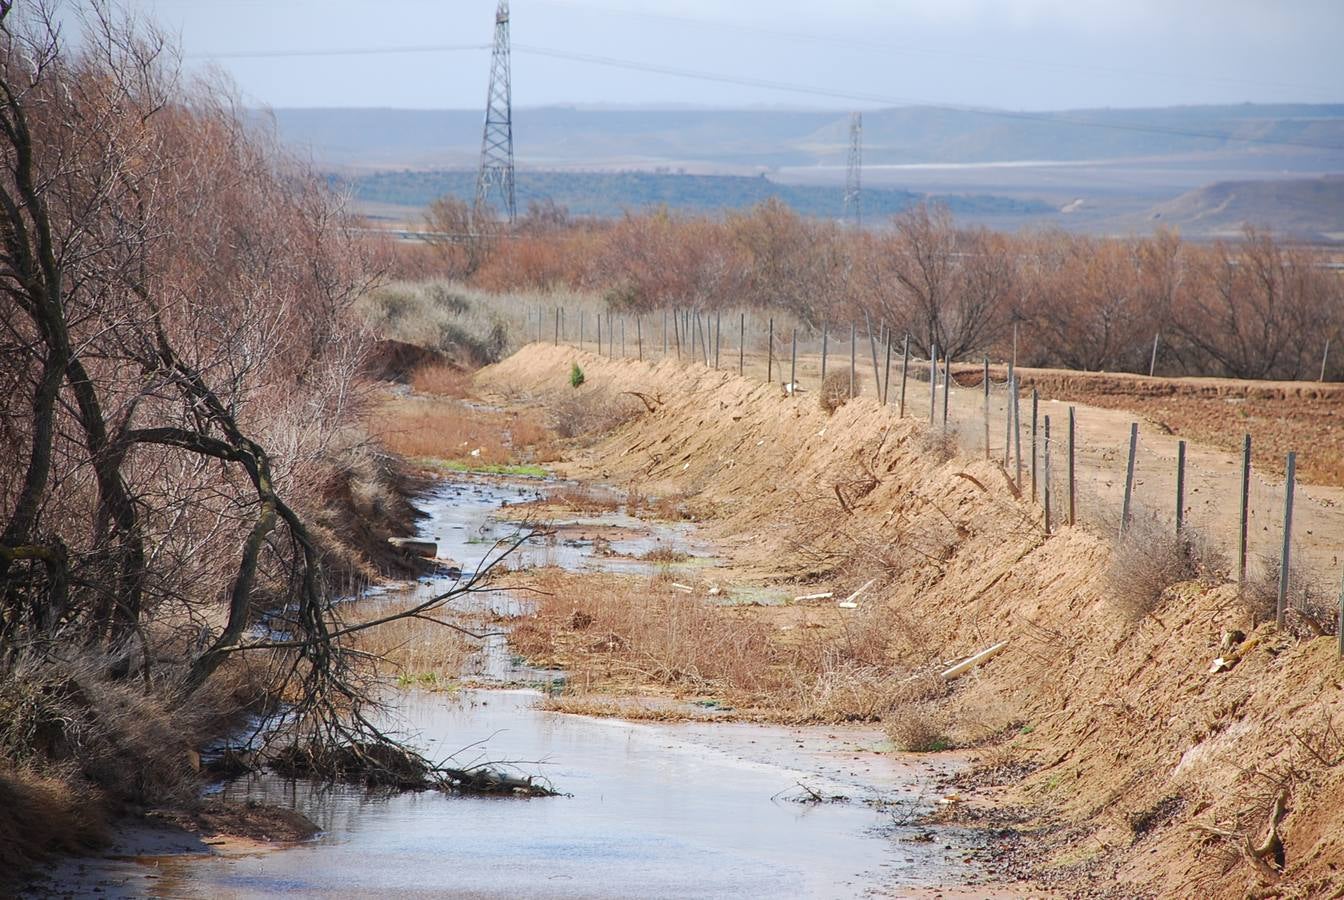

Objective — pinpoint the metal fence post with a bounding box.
[849,323,857,399]
[1149,332,1160,377]
[821,318,829,382]
[1120,422,1139,536]
[739,312,745,375]
[1238,434,1251,588]
[883,334,893,406]
[941,350,950,432]
[1067,406,1076,527]
[598,312,603,356]
[1043,414,1052,534]
[637,316,643,361]
[929,343,938,425]
[715,311,722,369]
[899,335,910,418]
[865,312,881,393]
[1175,440,1186,535]
[767,317,774,383]
[983,356,990,459]
[790,328,797,392]
[621,317,626,357]
[1013,376,1023,490]
[1030,388,1039,500]
[1276,452,1296,628]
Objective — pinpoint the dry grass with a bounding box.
[641,546,690,563]
[511,570,929,723]
[549,485,622,514]
[409,362,474,398]
[0,766,107,875]
[343,597,475,686]
[885,704,952,752]
[372,396,556,466]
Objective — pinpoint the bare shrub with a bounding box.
[1242,553,1339,635]
[886,704,952,752]
[1107,516,1226,621]
[548,388,643,441]
[410,363,474,397]
[916,428,959,464]
[819,370,857,413]
[550,485,622,514]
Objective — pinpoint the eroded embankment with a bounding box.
[479,344,1344,899]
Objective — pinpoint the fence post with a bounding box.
[1337,567,1343,658]
[790,328,798,392]
[1013,376,1023,490]
[929,342,938,425]
[1238,434,1251,588]
[941,350,951,432]
[1030,388,1039,500]
[899,335,910,417]
[883,335,893,406]
[1120,422,1138,536]
[598,312,603,356]
[671,309,680,359]
[715,312,722,369]
[739,312,745,375]
[1276,451,1296,628]
[1149,332,1160,377]
[849,323,857,399]
[537,305,543,343]
[767,317,774,383]
[983,356,990,459]
[579,310,585,351]
[1067,406,1076,527]
[821,318,829,382]
[1175,440,1186,535]
[621,318,626,357]
[637,316,643,362]
[662,309,667,356]
[1322,337,1332,382]
[1043,414,1052,535]
[608,311,614,357]
[1011,321,1019,373]
[865,311,881,394]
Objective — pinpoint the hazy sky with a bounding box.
[134,0,1342,111]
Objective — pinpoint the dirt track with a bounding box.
[476,343,1344,899]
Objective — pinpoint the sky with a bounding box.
[131,0,1343,112]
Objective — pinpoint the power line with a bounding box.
[526,0,1338,99]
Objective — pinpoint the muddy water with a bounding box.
[60,476,993,898]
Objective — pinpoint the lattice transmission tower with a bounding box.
[475,0,516,223]
[843,111,862,227]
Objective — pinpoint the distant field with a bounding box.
[336,169,1054,220]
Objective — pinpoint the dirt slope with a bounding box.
[480,344,1344,899]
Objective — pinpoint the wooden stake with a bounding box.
[1121,422,1139,536]
[1276,452,1296,628]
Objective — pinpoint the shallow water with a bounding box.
[148,690,980,899]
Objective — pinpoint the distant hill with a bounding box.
[336,169,1053,221]
[1139,176,1344,240]
[266,103,1344,171]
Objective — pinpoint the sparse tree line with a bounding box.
[0,3,433,808]
[412,197,1343,381]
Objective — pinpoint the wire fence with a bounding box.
[534,305,1344,648]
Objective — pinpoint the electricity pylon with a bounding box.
[843,111,862,227]
[475,0,516,223]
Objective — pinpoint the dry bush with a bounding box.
[1107,516,1226,622]
[1242,553,1340,634]
[548,388,644,441]
[886,704,952,752]
[819,370,857,413]
[358,281,511,367]
[641,546,690,563]
[916,427,959,464]
[410,363,474,397]
[550,485,622,514]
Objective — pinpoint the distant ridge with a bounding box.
[1140,175,1344,240]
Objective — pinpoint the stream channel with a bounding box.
[52,476,996,899]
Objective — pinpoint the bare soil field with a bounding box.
[470,343,1344,899]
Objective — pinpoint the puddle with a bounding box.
[133,690,984,899]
